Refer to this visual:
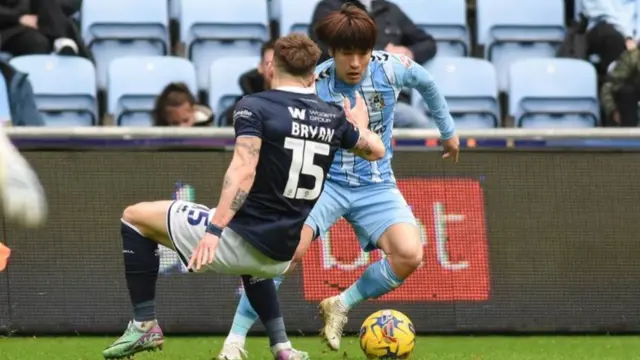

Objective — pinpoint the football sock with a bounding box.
[241,275,289,349]
[121,221,159,322]
[339,258,403,310]
[228,275,284,340]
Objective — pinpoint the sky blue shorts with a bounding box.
[305,180,417,252]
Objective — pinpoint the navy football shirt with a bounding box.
[227,87,360,261]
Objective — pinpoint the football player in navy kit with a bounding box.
[103,34,385,360]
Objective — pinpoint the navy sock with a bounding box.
[121,222,159,322]
[241,275,289,347]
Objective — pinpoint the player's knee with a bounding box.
[403,244,423,271]
[122,202,156,235]
[122,203,144,226]
[390,235,423,274]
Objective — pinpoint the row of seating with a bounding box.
[4,55,598,129]
[79,0,567,91]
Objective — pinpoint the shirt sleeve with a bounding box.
[340,121,361,150]
[232,98,263,138]
[390,54,456,140]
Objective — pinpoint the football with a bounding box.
[359,309,416,359]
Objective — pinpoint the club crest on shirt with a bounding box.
[367,93,385,112]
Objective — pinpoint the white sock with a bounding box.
[271,341,292,356]
[225,332,246,346]
[133,320,155,330]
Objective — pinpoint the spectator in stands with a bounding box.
[223,40,276,124]
[600,47,640,127]
[153,83,213,127]
[583,0,640,78]
[0,0,90,58]
[309,0,437,128]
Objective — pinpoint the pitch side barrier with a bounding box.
[1,128,639,335]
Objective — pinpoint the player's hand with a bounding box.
[442,135,460,163]
[19,15,38,29]
[344,92,369,129]
[188,233,219,271]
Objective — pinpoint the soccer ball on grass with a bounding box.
[359,309,416,359]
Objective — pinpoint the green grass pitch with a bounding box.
[1,335,640,359]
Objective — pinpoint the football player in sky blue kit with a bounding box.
[218,5,460,359]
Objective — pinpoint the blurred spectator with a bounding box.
[0,61,44,126]
[0,0,90,58]
[583,0,640,78]
[223,39,276,124]
[309,0,437,128]
[600,47,640,126]
[153,83,213,127]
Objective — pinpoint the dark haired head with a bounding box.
[314,3,377,53]
[272,33,322,78]
[261,39,276,59]
[153,83,197,126]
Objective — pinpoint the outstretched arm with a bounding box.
[189,102,263,270]
[391,55,456,140]
[209,136,261,228]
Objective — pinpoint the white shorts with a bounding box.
[166,200,291,278]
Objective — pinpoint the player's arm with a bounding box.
[341,93,385,161]
[349,128,384,161]
[209,104,262,229]
[391,55,456,140]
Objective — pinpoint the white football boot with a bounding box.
[0,126,47,227]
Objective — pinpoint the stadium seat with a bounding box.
[508,58,599,128]
[108,56,197,126]
[476,0,565,91]
[180,0,269,90]
[10,55,97,127]
[81,0,169,89]
[412,57,499,129]
[0,73,11,124]
[279,0,318,35]
[393,0,469,58]
[208,56,261,126]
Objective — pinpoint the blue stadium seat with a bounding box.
[412,57,499,129]
[81,0,169,89]
[180,0,269,90]
[394,0,469,57]
[477,0,565,91]
[509,58,599,128]
[279,0,317,35]
[108,56,197,126]
[208,56,261,126]
[10,55,97,127]
[0,73,11,124]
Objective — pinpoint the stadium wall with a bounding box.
[1,133,639,335]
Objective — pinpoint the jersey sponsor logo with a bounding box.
[301,178,490,301]
[288,107,307,121]
[232,109,253,125]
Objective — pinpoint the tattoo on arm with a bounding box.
[235,137,261,158]
[230,189,248,211]
[355,132,373,156]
